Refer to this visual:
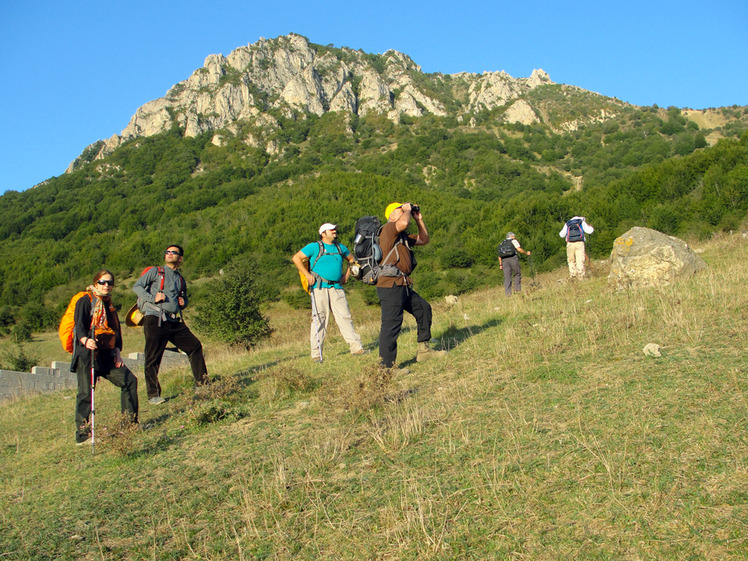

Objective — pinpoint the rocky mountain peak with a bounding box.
[69,33,560,171]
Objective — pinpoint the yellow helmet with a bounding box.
[385,202,402,220]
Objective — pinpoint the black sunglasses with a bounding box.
[97,280,114,286]
[165,250,181,255]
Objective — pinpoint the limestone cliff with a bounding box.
[68,33,600,171]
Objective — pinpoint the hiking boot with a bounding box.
[376,355,410,375]
[311,356,323,363]
[351,348,371,356]
[148,396,166,405]
[76,435,92,446]
[377,362,410,376]
[416,342,447,362]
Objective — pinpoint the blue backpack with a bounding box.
[566,219,585,242]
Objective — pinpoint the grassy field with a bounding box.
[1,233,746,560]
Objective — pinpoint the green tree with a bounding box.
[0,342,38,371]
[194,259,272,348]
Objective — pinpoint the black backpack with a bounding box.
[352,216,403,285]
[498,238,517,258]
[566,218,585,242]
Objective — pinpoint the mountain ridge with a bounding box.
[68,33,615,172]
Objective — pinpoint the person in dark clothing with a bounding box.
[498,232,531,296]
[376,202,446,371]
[72,270,138,445]
[132,245,208,404]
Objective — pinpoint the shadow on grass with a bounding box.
[382,317,505,368]
[436,316,505,350]
[124,373,261,458]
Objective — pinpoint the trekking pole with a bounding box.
[528,255,538,287]
[90,326,95,455]
[309,280,324,363]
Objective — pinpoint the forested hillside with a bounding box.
[1,38,747,338]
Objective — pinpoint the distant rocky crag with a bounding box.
[68,33,602,171]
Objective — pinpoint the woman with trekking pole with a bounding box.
[71,270,138,449]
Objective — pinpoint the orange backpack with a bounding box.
[58,292,91,353]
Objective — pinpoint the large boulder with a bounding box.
[608,227,707,290]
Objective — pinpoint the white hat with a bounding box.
[318,223,337,235]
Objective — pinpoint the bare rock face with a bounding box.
[69,33,558,170]
[463,71,524,111]
[503,99,539,125]
[608,227,707,290]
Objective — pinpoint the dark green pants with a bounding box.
[75,361,138,443]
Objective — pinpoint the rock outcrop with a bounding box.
[70,34,563,170]
[608,227,707,290]
[503,99,540,125]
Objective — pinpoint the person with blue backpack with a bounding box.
[292,223,367,362]
[559,216,594,279]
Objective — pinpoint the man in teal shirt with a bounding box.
[292,223,367,361]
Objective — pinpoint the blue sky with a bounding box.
[1,0,746,194]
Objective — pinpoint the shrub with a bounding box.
[360,286,380,306]
[440,247,473,269]
[10,323,32,343]
[0,307,14,335]
[1,342,38,372]
[194,258,272,348]
[283,290,312,310]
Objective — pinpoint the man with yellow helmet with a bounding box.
[376,202,446,371]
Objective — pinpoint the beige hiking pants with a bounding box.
[310,287,364,359]
[566,241,587,278]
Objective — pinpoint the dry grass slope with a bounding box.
[1,233,746,560]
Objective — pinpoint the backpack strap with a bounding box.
[157,266,165,291]
[153,265,186,295]
[311,240,344,271]
[380,230,406,273]
[175,270,186,322]
[174,269,187,296]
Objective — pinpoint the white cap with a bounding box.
[319,223,337,235]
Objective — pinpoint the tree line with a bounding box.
[0,105,746,339]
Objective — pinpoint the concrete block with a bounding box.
[163,350,188,363]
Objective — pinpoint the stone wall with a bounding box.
[0,363,78,402]
[0,350,188,404]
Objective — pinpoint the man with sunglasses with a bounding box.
[133,245,208,404]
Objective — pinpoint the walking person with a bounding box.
[559,216,594,280]
[377,202,446,371]
[72,270,138,445]
[132,245,208,404]
[498,232,531,297]
[292,223,367,361]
